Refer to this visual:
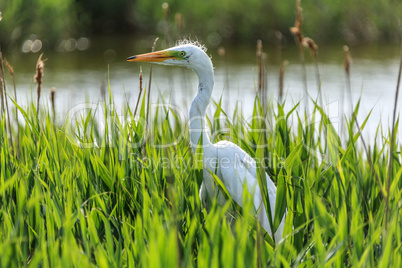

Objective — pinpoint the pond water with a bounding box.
[4,36,401,142]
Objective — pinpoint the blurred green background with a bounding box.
[1,0,401,53]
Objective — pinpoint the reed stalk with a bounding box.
[385,43,402,230]
[218,47,230,111]
[290,0,309,114]
[218,47,230,92]
[100,79,106,101]
[162,3,171,46]
[262,52,268,110]
[50,87,56,123]
[256,40,267,110]
[343,45,385,199]
[175,13,189,103]
[4,59,20,158]
[0,53,14,156]
[146,37,159,128]
[343,46,352,106]
[256,40,263,98]
[278,60,288,103]
[0,54,4,116]
[0,78,3,116]
[134,67,143,118]
[35,53,45,117]
[175,13,183,39]
[162,4,175,92]
[303,37,322,107]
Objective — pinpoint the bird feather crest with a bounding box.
[176,38,207,52]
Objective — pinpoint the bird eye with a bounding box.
[180,51,186,57]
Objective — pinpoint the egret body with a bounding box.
[127,42,285,242]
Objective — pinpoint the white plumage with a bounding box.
[128,43,285,243]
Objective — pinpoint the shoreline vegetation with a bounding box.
[1,0,402,267]
[1,0,401,52]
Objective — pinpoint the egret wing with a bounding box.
[214,140,283,240]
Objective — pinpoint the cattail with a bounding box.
[290,0,308,114]
[303,37,322,107]
[385,43,402,230]
[143,37,159,155]
[218,47,230,110]
[262,52,268,110]
[4,60,14,77]
[146,37,159,127]
[0,54,7,120]
[100,79,106,101]
[4,59,20,158]
[0,52,14,155]
[0,54,4,115]
[343,45,353,137]
[162,2,169,17]
[133,66,143,118]
[256,40,263,98]
[175,13,183,36]
[255,41,268,111]
[218,46,230,89]
[162,3,171,46]
[218,47,225,58]
[289,0,304,44]
[35,53,45,116]
[139,67,143,96]
[279,60,288,103]
[343,45,353,108]
[342,45,385,203]
[343,45,352,76]
[302,37,318,57]
[50,87,56,122]
[0,78,4,117]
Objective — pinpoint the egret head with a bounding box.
[127,43,213,74]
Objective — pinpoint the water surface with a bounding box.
[5,36,401,142]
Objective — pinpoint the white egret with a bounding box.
[127,42,285,243]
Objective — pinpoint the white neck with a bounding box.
[189,64,214,152]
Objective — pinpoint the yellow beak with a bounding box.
[127,50,174,62]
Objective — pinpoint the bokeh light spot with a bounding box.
[76,37,90,51]
[64,39,77,52]
[31,39,42,53]
[22,40,32,53]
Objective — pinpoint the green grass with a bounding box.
[0,77,401,267]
